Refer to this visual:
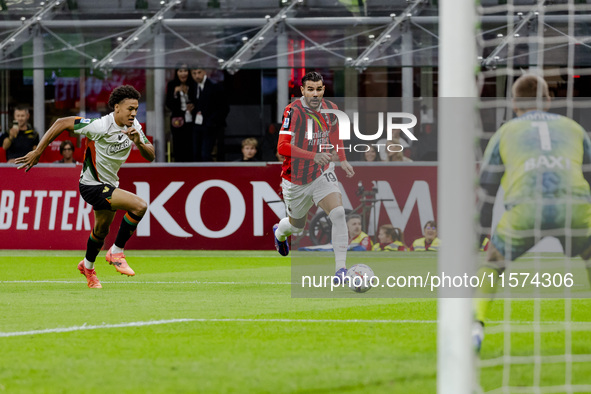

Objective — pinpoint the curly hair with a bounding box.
[108,85,141,110]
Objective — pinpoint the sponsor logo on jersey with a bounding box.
[282,115,290,129]
[81,118,91,124]
[106,138,132,155]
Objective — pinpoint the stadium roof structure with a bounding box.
[0,0,590,71]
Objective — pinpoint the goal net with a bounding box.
[439,0,591,393]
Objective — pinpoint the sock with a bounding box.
[328,206,347,271]
[111,245,124,254]
[114,212,143,249]
[85,230,104,265]
[474,265,502,323]
[84,258,94,270]
[275,217,294,242]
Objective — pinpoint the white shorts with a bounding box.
[281,165,341,219]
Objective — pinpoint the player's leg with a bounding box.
[273,180,313,256]
[77,209,116,289]
[473,242,507,352]
[317,192,348,279]
[576,242,591,286]
[274,215,306,256]
[570,203,591,286]
[78,184,121,288]
[475,244,506,321]
[275,215,307,241]
[105,188,148,276]
[473,205,534,352]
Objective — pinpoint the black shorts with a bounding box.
[79,183,117,211]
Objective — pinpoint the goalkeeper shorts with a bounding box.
[492,202,591,260]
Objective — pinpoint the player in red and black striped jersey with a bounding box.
[273,71,355,284]
[278,96,345,184]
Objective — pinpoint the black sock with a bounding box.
[114,212,143,249]
[85,230,105,262]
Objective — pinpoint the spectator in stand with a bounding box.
[347,214,372,251]
[372,224,407,251]
[1,106,39,163]
[363,145,381,162]
[411,220,440,251]
[189,68,229,161]
[235,137,259,162]
[165,63,195,162]
[387,137,413,162]
[54,140,77,164]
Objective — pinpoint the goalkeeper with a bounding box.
[474,74,591,350]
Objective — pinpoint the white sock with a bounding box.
[275,217,294,242]
[84,258,94,270]
[329,206,348,271]
[111,245,124,254]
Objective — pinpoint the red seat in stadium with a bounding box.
[47,130,152,163]
[39,131,78,163]
[0,147,6,163]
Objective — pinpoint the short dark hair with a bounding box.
[108,85,141,110]
[59,140,75,154]
[347,214,362,223]
[301,71,323,86]
[14,105,29,113]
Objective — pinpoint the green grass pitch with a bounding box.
[0,251,589,393]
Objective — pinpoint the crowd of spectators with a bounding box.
[165,65,229,162]
[1,77,430,164]
[344,218,440,252]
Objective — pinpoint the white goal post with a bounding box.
[437,0,478,393]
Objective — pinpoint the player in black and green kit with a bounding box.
[474,74,591,351]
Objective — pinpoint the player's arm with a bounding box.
[15,116,77,172]
[328,121,355,178]
[478,133,504,235]
[124,127,155,162]
[581,131,591,187]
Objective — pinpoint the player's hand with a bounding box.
[123,127,141,145]
[340,160,355,178]
[314,152,332,166]
[15,150,41,172]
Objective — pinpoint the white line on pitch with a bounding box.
[0,318,439,338]
[2,318,590,338]
[0,280,295,285]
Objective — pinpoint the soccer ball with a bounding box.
[346,264,375,293]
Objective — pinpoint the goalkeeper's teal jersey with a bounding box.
[480,110,591,206]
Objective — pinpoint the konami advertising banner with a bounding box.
[0,163,437,250]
